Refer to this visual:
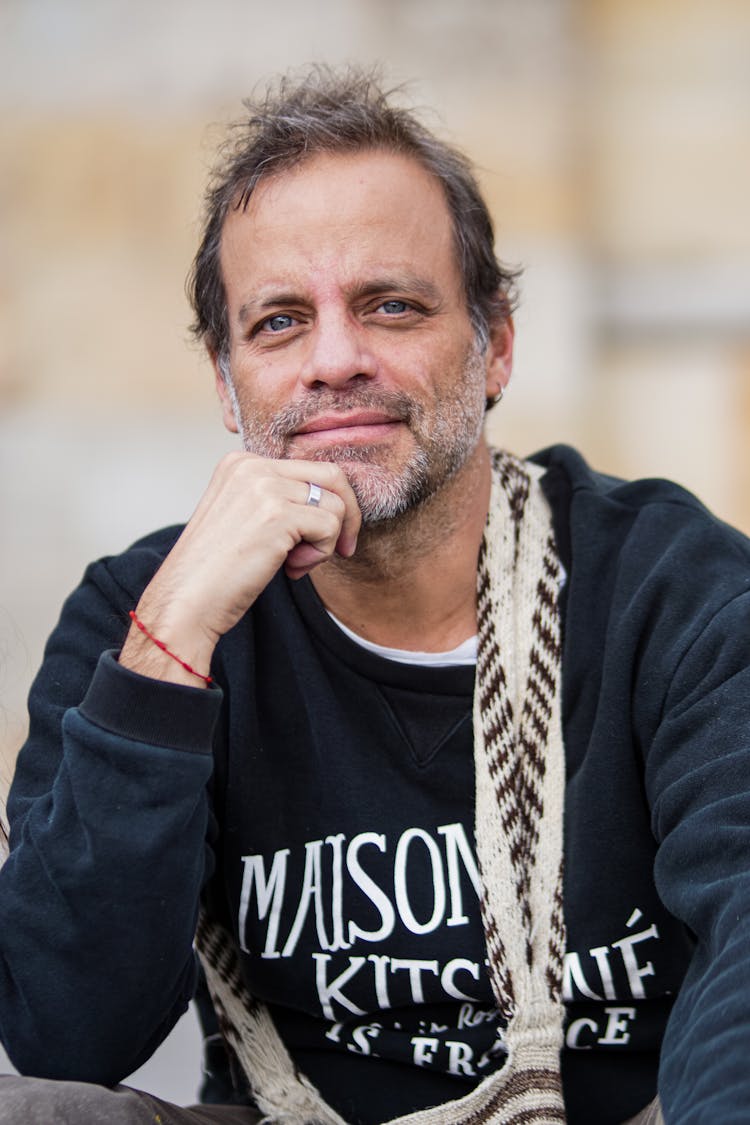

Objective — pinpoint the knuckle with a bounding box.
[320,510,340,536]
[328,492,346,518]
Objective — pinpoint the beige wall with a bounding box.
[2,0,749,774]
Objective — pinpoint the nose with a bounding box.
[298,310,377,390]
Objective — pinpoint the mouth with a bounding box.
[291,411,404,446]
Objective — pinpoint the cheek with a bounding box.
[381,339,445,386]
[231,357,290,410]
[407,342,470,394]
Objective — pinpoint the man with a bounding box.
[1,68,749,1125]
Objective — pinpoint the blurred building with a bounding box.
[3,0,750,783]
[1,0,749,1095]
[3,0,750,869]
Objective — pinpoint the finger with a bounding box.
[293,477,347,524]
[284,540,330,579]
[271,458,362,556]
[284,504,347,578]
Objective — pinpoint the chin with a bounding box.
[338,450,437,525]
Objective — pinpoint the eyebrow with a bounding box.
[348,275,443,305]
[238,293,302,325]
[237,274,443,325]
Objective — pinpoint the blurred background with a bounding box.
[2,0,749,1103]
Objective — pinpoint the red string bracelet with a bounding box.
[128,610,213,685]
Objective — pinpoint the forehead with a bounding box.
[218,150,462,297]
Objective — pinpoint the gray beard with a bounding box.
[227,344,487,525]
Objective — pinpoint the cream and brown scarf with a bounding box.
[197,449,567,1124]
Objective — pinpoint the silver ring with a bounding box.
[306,481,322,507]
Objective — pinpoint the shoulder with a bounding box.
[79,524,186,608]
[530,442,723,515]
[527,442,750,571]
[522,444,750,671]
[37,525,187,663]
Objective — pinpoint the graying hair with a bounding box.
[188,66,519,367]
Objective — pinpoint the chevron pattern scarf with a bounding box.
[197,449,567,1124]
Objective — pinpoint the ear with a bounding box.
[484,316,514,399]
[211,351,240,434]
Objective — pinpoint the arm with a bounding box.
[646,591,750,1123]
[0,562,219,1083]
[117,452,360,688]
[0,452,360,1083]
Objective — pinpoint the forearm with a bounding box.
[0,452,360,1081]
[646,596,750,1122]
[0,653,219,1084]
[653,778,750,1123]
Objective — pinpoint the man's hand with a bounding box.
[119,452,361,685]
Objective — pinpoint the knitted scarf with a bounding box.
[197,449,567,1124]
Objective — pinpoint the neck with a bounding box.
[311,442,492,651]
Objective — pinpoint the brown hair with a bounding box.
[188,65,519,366]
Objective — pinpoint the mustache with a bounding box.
[266,388,419,443]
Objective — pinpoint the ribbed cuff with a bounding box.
[79,650,221,753]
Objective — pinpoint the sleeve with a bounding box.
[0,557,223,1085]
[645,587,750,1124]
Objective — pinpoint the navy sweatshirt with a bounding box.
[2,445,750,1124]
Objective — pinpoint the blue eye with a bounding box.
[263,314,295,332]
[380,300,409,315]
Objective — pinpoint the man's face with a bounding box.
[214,150,511,523]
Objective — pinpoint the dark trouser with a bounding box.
[0,1075,262,1125]
[0,1074,663,1124]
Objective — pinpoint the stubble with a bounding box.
[225,341,488,526]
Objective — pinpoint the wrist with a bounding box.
[119,607,217,688]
